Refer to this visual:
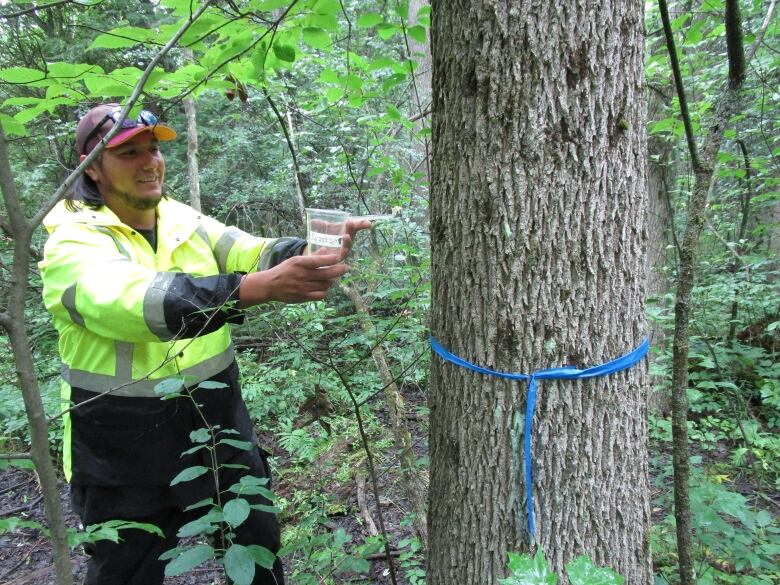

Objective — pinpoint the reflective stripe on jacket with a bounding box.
[39,197,305,482]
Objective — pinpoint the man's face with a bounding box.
[85,132,166,211]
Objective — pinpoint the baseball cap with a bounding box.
[75,103,177,156]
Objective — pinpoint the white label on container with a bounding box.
[309,231,342,247]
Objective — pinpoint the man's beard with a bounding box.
[103,180,162,210]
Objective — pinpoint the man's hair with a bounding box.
[65,167,104,211]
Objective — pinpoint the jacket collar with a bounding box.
[44,197,202,243]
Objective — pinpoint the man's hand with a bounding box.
[238,254,349,307]
[339,217,372,260]
[303,217,373,259]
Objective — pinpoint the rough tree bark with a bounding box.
[428,1,651,584]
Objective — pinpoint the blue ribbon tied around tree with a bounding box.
[428,335,650,540]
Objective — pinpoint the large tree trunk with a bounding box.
[428,2,651,584]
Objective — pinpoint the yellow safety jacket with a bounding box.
[39,197,304,493]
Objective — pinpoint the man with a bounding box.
[39,103,370,584]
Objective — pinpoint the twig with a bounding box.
[0,475,35,497]
[0,493,44,517]
[0,0,94,20]
[366,550,401,561]
[330,361,399,585]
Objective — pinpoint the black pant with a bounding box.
[72,460,284,584]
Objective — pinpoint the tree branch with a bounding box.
[658,0,700,169]
[29,0,217,230]
[0,0,95,20]
[263,89,307,223]
[745,0,777,66]
[725,0,746,87]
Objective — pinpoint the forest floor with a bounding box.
[1,421,776,584]
[0,451,419,585]
[0,392,426,585]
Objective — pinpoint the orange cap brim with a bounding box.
[106,124,177,148]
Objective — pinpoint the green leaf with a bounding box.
[178,14,228,46]
[154,377,185,396]
[183,498,214,512]
[382,73,407,91]
[367,56,396,71]
[318,68,339,83]
[649,117,680,135]
[309,13,339,31]
[170,466,209,485]
[177,509,223,538]
[218,438,253,451]
[247,545,276,569]
[251,42,269,83]
[345,74,363,91]
[273,43,296,63]
[0,517,45,533]
[164,544,214,576]
[377,22,398,40]
[232,475,270,488]
[180,444,208,456]
[45,84,73,99]
[223,498,251,527]
[325,87,344,102]
[225,544,255,585]
[197,380,228,390]
[684,19,707,45]
[72,519,165,547]
[500,550,557,585]
[670,13,690,32]
[565,556,624,585]
[358,13,383,28]
[407,25,426,44]
[250,503,283,514]
[302,27,331,49]
[84,74,130,98]
[177,518,218,538]
[0,454,34,468]
[385,105,402,120]
[336,556,370,574]
[416,5,431,26]
[313,0,341,15]
[222,463,250,470]
[0,67,45,84]
[189,428,210,443]
[394,1,409,20]
[0,114,27,136]
[1,96,42,107]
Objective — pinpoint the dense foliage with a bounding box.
[0,0,777,583]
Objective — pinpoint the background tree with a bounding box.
[657,0,776,583]
[428,1,651,583]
